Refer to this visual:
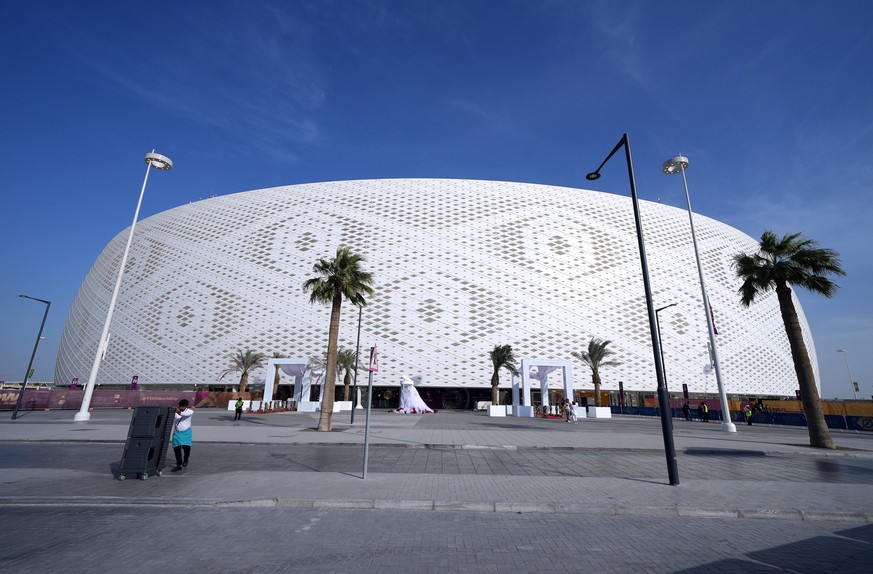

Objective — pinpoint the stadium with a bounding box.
[55,179,817,409]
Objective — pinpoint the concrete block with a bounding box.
[488,405,506,417]
[586,406,612,418]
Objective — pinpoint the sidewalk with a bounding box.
[1,408,872,522]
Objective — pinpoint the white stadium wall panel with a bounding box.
[56,179,818,397]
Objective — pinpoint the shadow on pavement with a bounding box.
[675,524,873,573]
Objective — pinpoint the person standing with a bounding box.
[744,404,754,426]
[682,402,691,421]
[171,399,193,472]
[702,402,710,422]
[234,397,244,421]
[564,398,572,422]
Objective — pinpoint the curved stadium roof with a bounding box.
[56,179,817,396]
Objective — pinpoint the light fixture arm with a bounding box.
[586,136,627,180]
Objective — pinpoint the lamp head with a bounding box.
[585,172,601,181]
[145,152,173,171]
[662,155,689,175]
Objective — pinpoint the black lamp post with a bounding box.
[586,133,679,486]
[12,295,51,420]
[656,302,678,415]
[350,304,363,424]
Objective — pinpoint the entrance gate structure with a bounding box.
[514,358,574,418]
[263,358,320,412]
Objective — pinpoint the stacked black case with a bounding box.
[117,406,174,481]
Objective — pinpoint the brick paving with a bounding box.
[1,506,871,573]
[2,410,873,515]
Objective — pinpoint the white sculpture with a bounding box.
[393,376,435,414]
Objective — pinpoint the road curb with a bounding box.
[2,439,870,458]
[1,496,869,523]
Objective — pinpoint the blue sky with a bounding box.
[1,0,871,400]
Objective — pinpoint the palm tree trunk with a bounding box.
[776,283,835,449]
[593,372,602,407]
[317,294,343,431]
[491,371,500,405]
[239,373,248,394]
[343,370,351,401]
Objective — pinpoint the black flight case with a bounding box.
[117,406,174,481]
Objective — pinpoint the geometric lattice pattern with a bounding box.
[55,179,818,396]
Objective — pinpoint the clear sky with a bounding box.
[1,1,871,400]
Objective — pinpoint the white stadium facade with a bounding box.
[56,179,817,408]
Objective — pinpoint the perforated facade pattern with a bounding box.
[56,179,818,396]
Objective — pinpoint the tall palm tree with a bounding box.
[303,246,375,431]
[572,338,621,407]
[733,231,845,450]
[219,349,267,394]
[489,344,518,405]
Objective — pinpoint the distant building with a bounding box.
[56,179,816,406]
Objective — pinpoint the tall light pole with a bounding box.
[837,349,858,400]
[74,151,173,422]
[12,295,51,420]
[587,133,679,486]
[655,302,678,401]
[662,155,737,433]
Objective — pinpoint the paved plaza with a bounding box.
[1,408,872,572]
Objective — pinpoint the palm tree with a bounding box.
[572,338,621,407]
[335,348,357,401]
[219,349,267,394]
[489,344,518,405]
[303,246,375,431]
[733,231,845,450]
[313,347,356,401]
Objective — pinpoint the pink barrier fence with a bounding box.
[0,389,215,411]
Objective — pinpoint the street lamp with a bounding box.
[837,349,858,400]
[662,155,737,433]
[12,295,51,420]
[74,151,173,422]
[655,302,678,402]
[587,133,679,486]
